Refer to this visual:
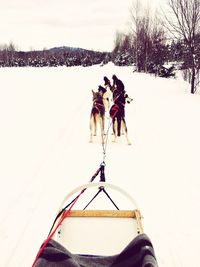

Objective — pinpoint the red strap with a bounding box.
[95,102,104,114]
[32,165,102,266]
[32,189,85,267]
[110,104,119,118]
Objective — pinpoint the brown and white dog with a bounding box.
[89,90,105,144]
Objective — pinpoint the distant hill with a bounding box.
[48,46,88,53]
[46,46,99,54]
[0,44,111,67]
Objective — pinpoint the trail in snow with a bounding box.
[0,64,200,266]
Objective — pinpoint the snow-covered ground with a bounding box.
[0,64,200,267]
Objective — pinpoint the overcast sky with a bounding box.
[0,0,165,52]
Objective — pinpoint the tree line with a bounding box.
[112,0,200,93]
[0,0,199,93]
[0,45,110,68]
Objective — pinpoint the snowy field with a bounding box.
[0,63,200,267]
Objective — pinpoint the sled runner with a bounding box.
[33,181,158,267]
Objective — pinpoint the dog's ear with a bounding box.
[92,89,95,95]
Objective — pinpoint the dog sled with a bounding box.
[32,165,158,267]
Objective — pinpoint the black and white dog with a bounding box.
[109,88,131,145]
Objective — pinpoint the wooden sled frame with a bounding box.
[68,209,143,235]
[52,182,144,236]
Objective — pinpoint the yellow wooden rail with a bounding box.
[51,209,144,236]
[68,209,141,218]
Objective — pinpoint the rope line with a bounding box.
[102,187,119,210]
[102,120,112,162]
[48,166,101,237]
[32,94,122,266]
[32,165,102,267]
[83,186,119,210]
[102,106,118,163]
[32,188,84,267]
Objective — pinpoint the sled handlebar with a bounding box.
[59,182,139,210]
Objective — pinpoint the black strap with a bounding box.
[83,187,119,210]
[100,163,105,182]
[47,166,102,237]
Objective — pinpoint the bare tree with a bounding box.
[113,31,124,54]
[138,14,152,72]
[129,0,142,71]
[129,1,166,72]
[164,0,200,93]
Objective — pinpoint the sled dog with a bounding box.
[89,90,105,144]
